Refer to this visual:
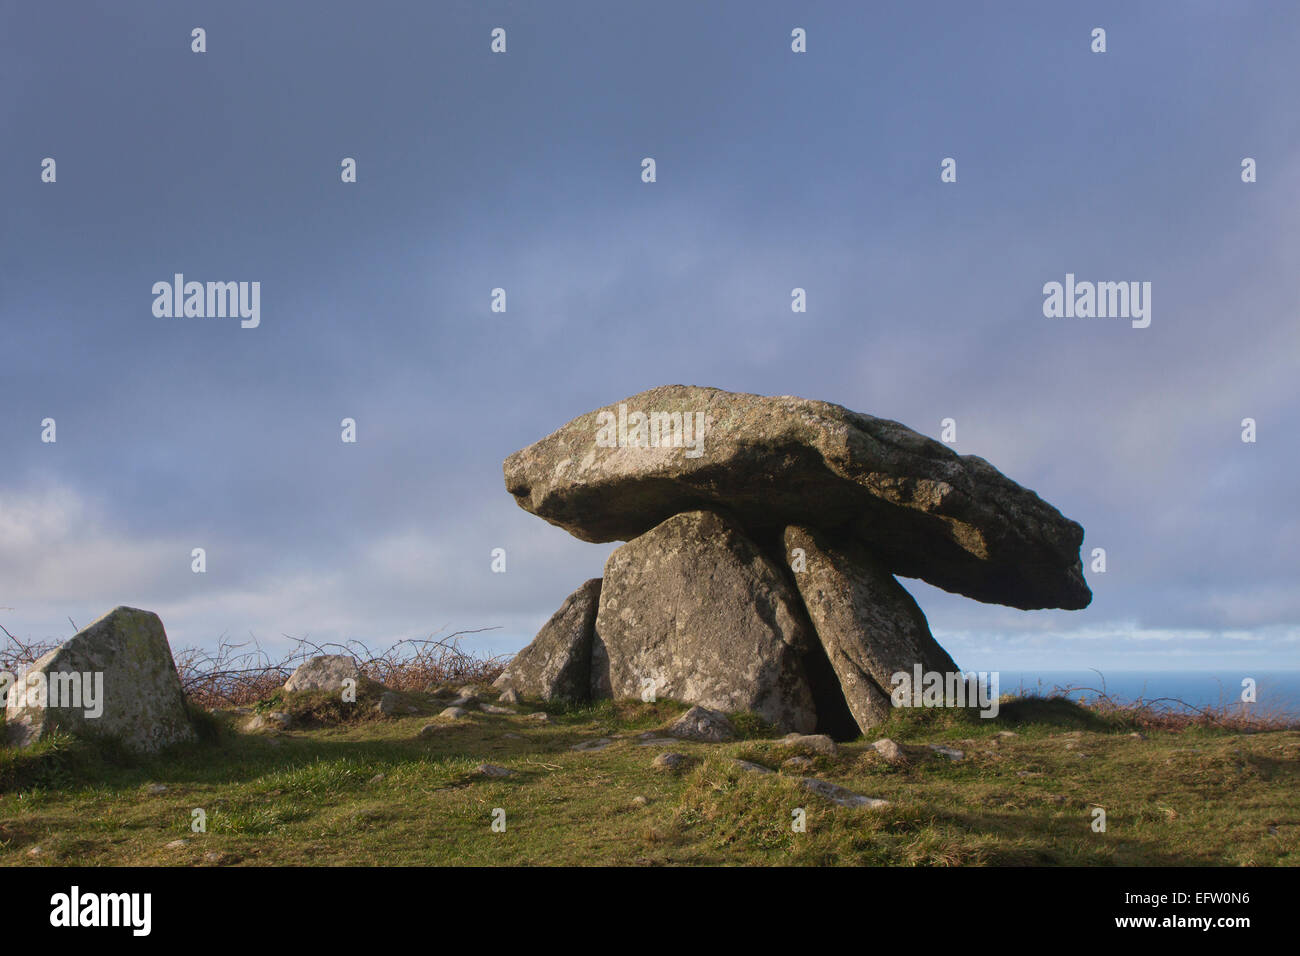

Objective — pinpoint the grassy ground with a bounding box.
[1,692,1296,866]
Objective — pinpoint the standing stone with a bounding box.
[593,510,817,733]
[784,525,958,734]
[4,606,195,753]
[493,578,601,701]
[503,385,1091,610]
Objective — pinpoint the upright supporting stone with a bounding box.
[784,526,958,734]
[593,510,818,733]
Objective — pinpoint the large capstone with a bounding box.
[4,606,196,754]
[504,385,1091,610]
[591,510,818,733]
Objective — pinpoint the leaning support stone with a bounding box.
[784,525,959,734]
[492,578,601,701]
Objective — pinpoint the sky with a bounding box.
[1,1,1297,677]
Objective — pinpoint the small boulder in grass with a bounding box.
[871,738,907,764]
[733,758,775,775]
[476,764,514,778]
[244,712,293,733]
[285,655,383,695]
[439,706,468,720]
[498,687,521,705]
[668,705,736,743]
[781,755,815,773]
[652,752,690,772]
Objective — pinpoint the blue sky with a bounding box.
[2,1,1297,675]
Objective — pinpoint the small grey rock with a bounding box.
[244,712,293,733]
[733,758,775,774]
[480,703,514,715]
[498,687,521,705]
[571,737,613,752]
[668,705,736,743]
[799,778,889,808]
[475,764,514,778]
[872,738,906,764]
[781,755,814,772]
[439,706,468,720]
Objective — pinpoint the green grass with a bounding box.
[1,694,1296,866]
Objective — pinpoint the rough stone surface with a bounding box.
[438,706,468,720]
[4,606,195,753]
[498,687,520,705]
[284,655,372,694]
[799,778,890,809]
[733,758,775,774]
[667,705,738,743]
[504,385,1090,610]
[244,712,293,733]
[493,578,601,701]
[781,755,815,772]
[475,764,514,778]
[871,738,907,764]
[594,511,818,733]
[785,524,959,732]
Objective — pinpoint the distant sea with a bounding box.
[995,671,1300,720]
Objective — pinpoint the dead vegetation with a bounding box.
[1,625,508,711]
